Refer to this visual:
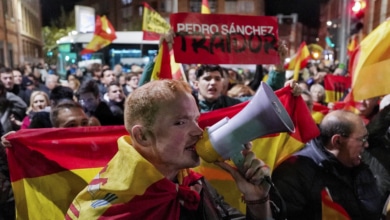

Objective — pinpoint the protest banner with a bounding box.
[170,13,279,64]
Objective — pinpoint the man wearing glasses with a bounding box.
[271,110,385,220]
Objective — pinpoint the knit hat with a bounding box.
[22,77,33,87]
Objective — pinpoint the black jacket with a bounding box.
[272,138,384,220]
[90,101,118,126]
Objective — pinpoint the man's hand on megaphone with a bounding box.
[214,149,271,201]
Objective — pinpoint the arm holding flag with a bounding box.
[266,42,288,91]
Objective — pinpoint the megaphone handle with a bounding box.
[230,147,245,173]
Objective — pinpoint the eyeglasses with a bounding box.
[341,134,369,144]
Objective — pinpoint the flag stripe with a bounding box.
[321,188,351,219]
[201,0,211,14]
[7,126,126,181]
[351,20,390,100]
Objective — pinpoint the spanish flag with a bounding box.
[151,41,173,80]
[195,85,320,212]
[349,19,390,101]
[6,87,319,218]
[66,136,202,219]
[142,2,171,40]
[284,42,311,81]
[324,74,351,103]
[322,188,351,220]
[312,102,329,124]
[80,15,116,55]
[170,49,186,81]
[6,126,127,219]
[201,0,211,14]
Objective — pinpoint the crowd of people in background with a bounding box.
[1,46,390,218]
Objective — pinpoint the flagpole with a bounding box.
[338,0,350,67]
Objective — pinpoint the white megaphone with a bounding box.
[196,82,295,167]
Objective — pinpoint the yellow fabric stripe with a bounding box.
[196,134,305,213]
[151,42,165,80]
[325,90,345,103]
[312,111,325,124]
[84,36,111,51]
[12,168,102,220]
[68,136,165,219]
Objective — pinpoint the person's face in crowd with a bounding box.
[56,107,89,128]
[113,65,123,76]
[310,86,325,103]
[101,70,116,86]
[119,75,126,86]
[13,70,23,85]
[107,85,124,102]
[188,68,197,84]
[79,92,99,113]
[357,97,379,117]
[127,75,139,90]
[195,70,223,102]
[338,119,369,167]
[147,92,203,174]
[32,94,48,111]
[93,69,101,78]
[0,72,14,90]
[68,80,78,91]
[228,70,238,81]
[46,75,58,90]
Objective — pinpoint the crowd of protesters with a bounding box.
[1,43,390,219]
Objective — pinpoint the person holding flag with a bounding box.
[271,110,385,220]
[66,79,277,219]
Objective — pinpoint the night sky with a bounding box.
[41,0,325,28]
[265,0,328,28]
[40,0,82,26]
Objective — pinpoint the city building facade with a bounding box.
[0,0,43,67]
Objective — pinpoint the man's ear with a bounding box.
[330,134,342,148]
[131,125,152,146]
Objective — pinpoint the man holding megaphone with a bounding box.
[67,79,277,219]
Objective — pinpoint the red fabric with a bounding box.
[199,85,320,143]
[6,126,127,181]
[99,170,202,219]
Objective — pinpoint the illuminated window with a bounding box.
[225,0,237,13]
[237,0,254,14]
[189,0,217,13]
[122,0,132,5]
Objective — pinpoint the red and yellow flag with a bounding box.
[142,2,171,40]
[6,126,127,219]
[195,85,320,211]
[151,41,173,80]
[80,15,116,55]
[170,49,186,81]
[140,3,185,82]
[6,86,319,217]
[349,19,390,101]
[66,136,202,219]
[324,74,351,103]
[322,188,351,220]
[312,102,329,124]
[284,42,311,81]
[201,0,211,14]
[150,41,186,82]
